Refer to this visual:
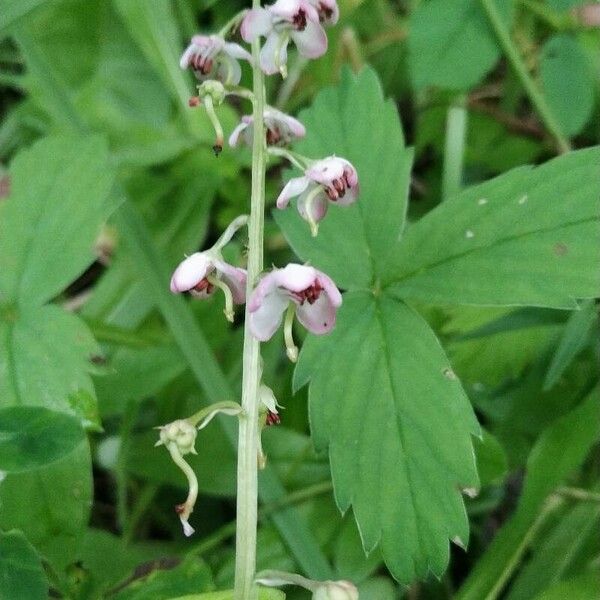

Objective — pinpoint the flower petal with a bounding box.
[170,253,212,293]
[298,189,328,222]
[216,55,242,85]
[290,20,327,58]
[223,41,253,62]
[214,259,248,304]
[306,156,345,185]
[276,176,310,209]
[229,121,250,148]
[335,181,359,206]
[275,263,318,292]
[296,293,338,334]
[241,8,272,42]
[259,31,288,75]
[248,283,290,341]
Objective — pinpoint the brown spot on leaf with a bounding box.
[553,242,568,256]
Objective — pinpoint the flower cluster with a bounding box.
[162,2,361,595]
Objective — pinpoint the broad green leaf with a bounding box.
[388,147,600,308]
[114,555,214,600]
[0,405,84,472]
[408,0,511,90]
[456,386,600,600]
[0,440,93,570]
[275,67,413,289]
[540,34,595,136]
[532,572,600,600]
[544,300,597,390]
[0,0,50,32]
[295,291,479,582]
[473,430,508,487]
[0,135,114,306]
[0,304,99,418]
[0,530,47,600]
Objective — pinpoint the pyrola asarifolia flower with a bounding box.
[313,581,359,600]
[241,0,327,77]
[170,215,248,321]
[306,0,339,25]
[276,156,359,236]
[180,34,252,85]
[229,107,306,148]
[248,264,342,361]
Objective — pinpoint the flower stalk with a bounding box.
[234,5,268,597]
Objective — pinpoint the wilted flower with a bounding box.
[241,0,327,77]
[248,263,342,360]
[229,107,306,148]
[276,156,359,236]
[170,215,248,321]
[180,34,253,85]
[306,0,339,25]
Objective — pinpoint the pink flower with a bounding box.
[180,34,252,85]
[229,107,306,147]
[276,156,359,236]
[248,264,342,360]
[170,216,248,321]
[241,0,327,76]
[306,0,339,25]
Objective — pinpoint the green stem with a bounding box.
[234,11,268,598]
[267,146,309,170]
[442,96,468,201]
[555,486,600,503]
[480,0,571,154]
[218,9,249,37]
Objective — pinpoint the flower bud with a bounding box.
[198,80,227,106]
[158,419,197,455]
[313,580,359,600]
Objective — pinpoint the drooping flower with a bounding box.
[306,0,339,25]
[276,156,359,236]
[313,581,359,600]
[255,570,358,600]
[229,107,306,148]
[180,34,253,85]
[170,215,248,321]
[248,264,342,361]
[241,0,327,77]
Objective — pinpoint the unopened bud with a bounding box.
[313,581,359,600]
[157,419,197,455]
[198,80,226,106]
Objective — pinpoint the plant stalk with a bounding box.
[234,6,267,597]
[442,95,468,201]
[480,0,571,154]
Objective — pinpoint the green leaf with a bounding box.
[388,147,600,308]
[544,300,597,390]
[0,530,47,600]
[473,429,508,487]
[0,135,114,306]
[275,67,413,289]
[113,555,214,600]
[408,0,511,90]
[532,572,600,600]
[0,304,99,418]
[456,386,600,600]
[0,406,85,472]
[540,34,595,136]
[296,291,479,582]
[0,440,93,570]
[0,0,50,32]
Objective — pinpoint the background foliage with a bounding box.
[0,0,599,599]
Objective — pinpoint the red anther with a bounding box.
[292,9,307,30]
[325,187,339,201]
[193,278,214,294]
[266,127,281,145]
[188,96,201,107]
[333,178,345,194]
[202,58,213,75]
[266,411,281,426]
[293,281,323,305]
[318,3,333,21]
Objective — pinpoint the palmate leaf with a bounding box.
[0,136,114,424]
[387,147,600,308]
[274,67,413,289]
[294,292,479,581]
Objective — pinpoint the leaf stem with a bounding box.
[442,95,468,201]
[234,8,268,597]
[479,0,571,154]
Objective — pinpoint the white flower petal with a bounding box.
[170,253,212,293]
[295,292,337,334]
[229,121,250,148]
[241,7,272,42]
[223,41,253,62]
[291,19,327,58]
[276,176,311,208]
[249,288,289,341]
